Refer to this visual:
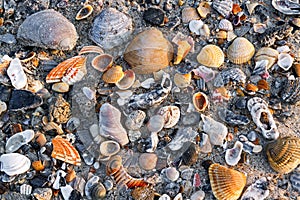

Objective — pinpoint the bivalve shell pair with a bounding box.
[197,45,224,68]
[209,163,246,200]
[0,153,31,176]
[193,92,209,112]
[227,37,255,64]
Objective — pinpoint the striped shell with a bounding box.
[254,47,279,69]
[102,66,124,84]
[218,19,233,31]
[227,37,255,64]
[197,45,224,68]
[212,0,233,17]
[51,136,81,166]
[209,163,247,200]
[124,28,173,74]
[265,137,300,174]
[46,56,87,85]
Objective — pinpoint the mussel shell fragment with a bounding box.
[9,89,43,111]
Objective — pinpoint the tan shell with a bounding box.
[102,65,124,84]
[174,40,192,64]
[197,2,211,18]
[174,73,191,88]
[209,163,247,200]
[193,92,209,112]
[100,140,120,157]
[116,69,136,90]
[124,28,174,74]
[181,7,200,24]
[255,47,279,69]
[227,37,255,64]
[92,54,113,72]
[265,136,300,174]
[78,45,104,55]
[197,45,224,68]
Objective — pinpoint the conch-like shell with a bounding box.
[254,47,279,69]
[157,105,180,128]
[197,44,224,68]
[102,65,124,84]
[193,92,209,112]
[225,141,243,166]
[227,37,255,64]
[265,136,300,174]
[124,28,174,74]
[0,153,31,176]
[99,103,129,146]
[209,163,247,200]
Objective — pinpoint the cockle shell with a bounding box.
[7,58,27,89]
[197,45,224,68]
[90,8,133,50]
[181,7,200,24]
[209,163,247,200]
[76,4,93,20]
[46,56,87,85]
[254,47,279,69]
[91,54,113,72]
[124,28,173,74]
[193,92,209,112]
[51,136,81,166]
[99,140,120,157]
[17,10,78,50]
[277,53,294,71]
[116,69,135,90]
[5,129,34,153]
[99,103,129,146]
[218,19,233,31]
[212,0,233,17]
[265,136,300,174]
[102,65,124,84]
[227,37,255,64]
[225,141,243,166]
[0,153,31,176]
[157,105,180,128]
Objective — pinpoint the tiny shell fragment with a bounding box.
[157,105,180,128]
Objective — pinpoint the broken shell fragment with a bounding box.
[192,65,215,82]
[9,89,43,111]
[100,140,120,157]
[76,4,93,20]
[52,82,70,93]
[182,7,200,24]
[227,37,255,64]
[197,45,224,68]
[125,110,146,130]
[7,58,27,89]
[157,105,180,128]
[102,65,124,84]
[79,45,104,55]
[0,153,31,176]
[254,47,278,69]
[277,53,294,71]
[116,69,135,90]
[197,2,211,18]
[189,20,204,35]
[212,0,233,17]
[173,73,191,88]
[91,54,113,72]
[174,40,192,64]
[165,167,180,182]
[5,129,34,153]
[193,92,209,112]
[225,141,243,166]
[143,7,165,26]
[32,160,45,171]
[272,0,300,15]
[241,177,269,200]
[209,163,246,200]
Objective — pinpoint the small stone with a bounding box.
[138,153,158,170]
[35,133,47,147]
[247,131,258,142]
[52,82,70,93]
[0,100,7,115]
[165,167,180,182]
[0,33,17,44]
[147,115,165,132]
[190,190,205,200]
[143,7,165,26]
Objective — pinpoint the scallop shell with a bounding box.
[227,37,255,64]
[193,92,209,112]
[99,103,129,146]
[116,69,136,90]
[212,0,233,17]
[90,8,133,50]
[0,153,31,176]
[225,141,243,166]
[182,7,200,24]
[124,28,173,74]
[254,47,279,69]
[157,105,180,128]
[5,129,34,153]
[174,73,192,88]
[51,136,81,166]
[277,53,294,71]
[209,163,247,200]
[46,56,87,85]
[17,10,78,50]
[91,54,113,72]
[265,136,300,174]
[102,65,124,84]
[197,45,224,68]
[76,4,93,20]
[100,140,120,157]
[7,58,27,89]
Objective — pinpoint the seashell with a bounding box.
[201,114,228,146]
[60,185,74,200]
[189,20,204,35]
[5,129,34,153]
[0,153,31,176]
[159,194,171,200]
[33,188,53,200]
[0,100,7,115]
[46,56,87,85]
[116,69,135,90]
[197,2,211,18]
[245,83,258,92]
[9,89,43,111]
[227,37,255,64]
[165,167,180,181]
[214,68,246,87]
[241,177,269,200]
[225,141,243,166]
[76,4,93,20]
[79,45,104,55]
[246,2,260,15]
[124,28,173,74]
[82,87,96,100]
[212,0,233,17]
[254,47,278,69]
[141,78,155,89]
[147,132,159,153]
[227,30,237,41]
[147,115,165,132]
[272,0,300,15]
[265,136,300,174]
[193,92,209,112]
[190,190,205,200]
[217,107,250,126]
[17,10,78,50]
[32,160,45,171]
[7,58,27,89]
[90,8,133,50]
[200,24,210,38]
[91,54,113,72]
[157,106,180,128]
[52,82,69,93]
[292,17,300,27]
[174,40,192,64]
[216,30,227,39]
[172,32,195,53]
[143,7,165,26]
[99,103,129,146]
[106,155,149,188]
[51,136,81,166]
[252,60,269,78]
[218,19,233,31]
[99,140,120,157]
[125,110,146,130]
[192,65,215,82]
[20,184,32,195]
[209,163,247,200]
[294,63,300,77]
[85,176,106,200]
[102,65,124,84]
[138,153,158,170]
[182,7,200,24]
[247,97,279,140]
[277,53,294,71]
[173,73,191,88]
[280,77,300,104]
[197,45,224,68]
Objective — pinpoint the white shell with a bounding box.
[147,115,165,132]
[20,184,32,195]
[146,132,159,152]
[0,153,31,176]
[7,58,27,89]
[61,185,74,200]
[5,129,35,153]
[192,65,215,82]
[225,141,243,166]
[277,53,294,71]
[174,193,183,200]
[189,20,204,35]
[141,78,155,89]
[241,177,270,200]
[191,190,205,200]
[159,194,171,200]
[165,167,180,181]
[218,19,233,31]
[157,106,180,128]
[99,140,120,157]
[85,176,99,200]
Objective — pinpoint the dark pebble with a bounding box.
[143,7,165,26]
[0,84,11,102]
[9,90,43,111]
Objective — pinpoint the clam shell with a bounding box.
[91,54,113,72]
[225,141,243,166]
[227,37,255,64]
[193,92,209,112]
[182,7,200,24]
[209,163,246,200]
[165,167,180,182]
[102,65,124,84]
[197,45,224,68]
[173,73,191,88]
[99,140,120,157]
[124,28,173,74]
[90,8,133,50]
[147,115,165,132]
[116,69,136,90]
[157,105,180,128]
[76,4,93,20]
[212,0,233,17]
[7,58,27,89]
[265,136,300,174]
[17,10,78,50]
[277,53,294,71]
[5,129,34,153]
[0,153,31,176]
[138,153,158,170]
[218,19,233,31]
[79,45,104,55]
[254,47,279,69]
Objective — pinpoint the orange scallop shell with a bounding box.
[51,136,81,166]
[209,163,246,200]
[102,65,124,84]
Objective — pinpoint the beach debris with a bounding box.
[241,177,269,200]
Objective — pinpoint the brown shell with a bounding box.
[193,92,209,112]
[124,28,174,74]
[197,44,224,68]
[181,7,200,24]
[209,163,246,200]
[92,54,113,72]
[174,40,192,64]
[116,69,136,90]
[227,37,255,64]
[102,65,124,84]
[265,136,300,174]
[76,4,93,20]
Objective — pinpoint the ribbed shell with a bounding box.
[265,137,300,174]
[227,37,255,64]
[209,163,246,200]
[218,19,233,31]
[124,28,174,74]
[90,8,133,50]
[254,47,279,69]
[17,10,78,50]
[102,66,124,84]
[197,45,224,68]
[212,0,233,17]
